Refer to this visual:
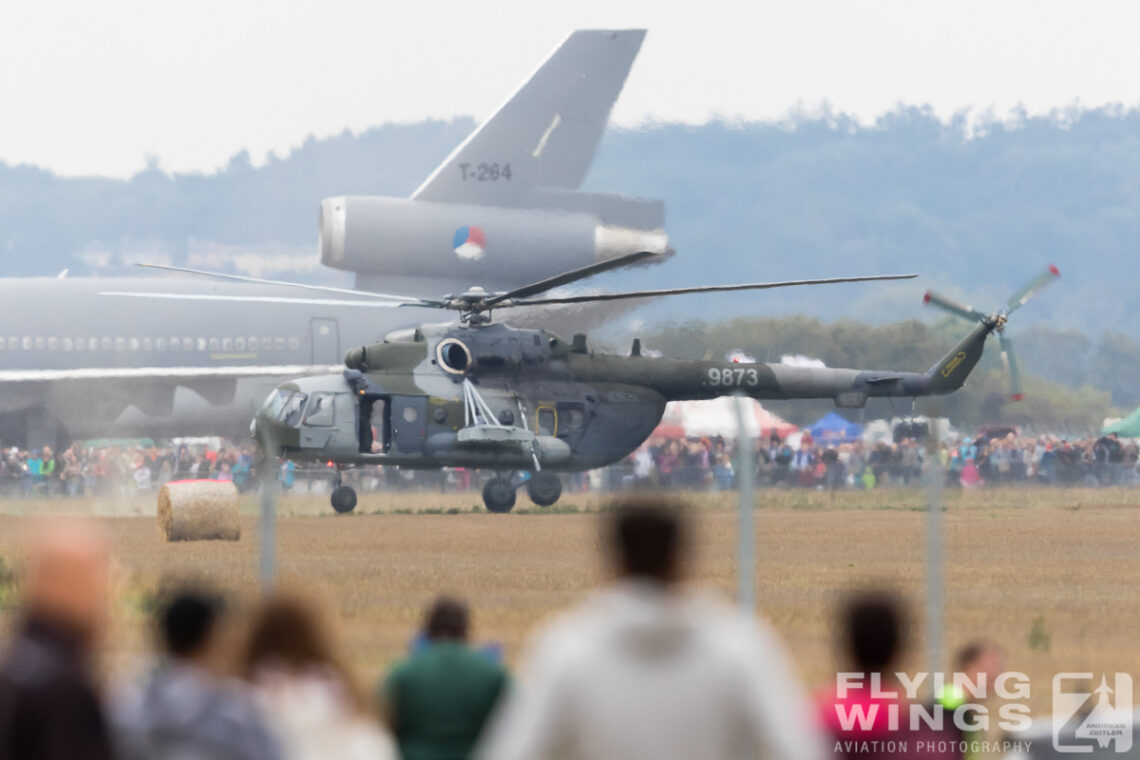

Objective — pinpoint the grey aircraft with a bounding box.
[0,29,667,448]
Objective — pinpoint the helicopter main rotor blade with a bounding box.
[481,250,664,307]
[135,263,443,306]
[502,273,917,307]
[1006,264,1060,313]
[100,291,415,308]
[922,290,988,322]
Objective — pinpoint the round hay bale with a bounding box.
[157,480,240,542]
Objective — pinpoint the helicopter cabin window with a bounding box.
[279,392,308,427]
[535,406,557,436]
[303,392,335,427]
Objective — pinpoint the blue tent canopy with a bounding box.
[806,411,863,442]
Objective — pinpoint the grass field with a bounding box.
[0,486,1137,715]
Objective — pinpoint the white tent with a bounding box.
[654,398,796,439]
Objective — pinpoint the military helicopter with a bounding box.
[139,256,1058,513]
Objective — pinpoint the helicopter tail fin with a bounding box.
[922,322,991,394]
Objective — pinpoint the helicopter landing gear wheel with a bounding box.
[526,471,562,507]
[482,478,516,514]
[330,485,357,514]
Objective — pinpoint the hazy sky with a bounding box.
[3,0,1139,177]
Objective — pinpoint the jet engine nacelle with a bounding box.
[319,196,667,286]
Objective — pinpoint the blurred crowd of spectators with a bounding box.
[1,503,1028,760]
[619,431,1140,491]
[0,429,1136,501]
[0,443,259,498]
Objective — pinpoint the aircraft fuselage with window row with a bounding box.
[0,30,668,447]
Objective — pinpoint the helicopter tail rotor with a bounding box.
[1006,264,1061,314]
[921,291,988,323]
[922,266,1059,401]
[998,333,1024,401]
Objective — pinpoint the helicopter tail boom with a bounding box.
[574,319,995,407]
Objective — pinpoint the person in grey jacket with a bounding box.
[114,587,281,760]
[477,499,825,760]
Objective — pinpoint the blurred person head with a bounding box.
[156,586,230,671]
[607,498,688,585]
[244,592,340,670]
[22,519,112,650]
[955,639,1005,685]
[839,589,907,674]
[242,592,364,708]
[423,596,470,642]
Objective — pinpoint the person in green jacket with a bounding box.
[381,597,508,760]
[936,640,1006,760]
[40,447,57,496]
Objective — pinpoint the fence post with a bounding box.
[923,427,944,682]
[734,395,755,613]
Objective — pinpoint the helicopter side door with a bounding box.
[356,396,390,454]
[390,395,428,454]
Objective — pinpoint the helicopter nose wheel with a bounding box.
[330,486,357,514]
[526,471,562,507]
[482,477,517,514]
[330,467,357,514]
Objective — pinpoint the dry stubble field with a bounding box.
[0,486,1137,713]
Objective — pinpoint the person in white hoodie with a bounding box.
[476,499,827,760]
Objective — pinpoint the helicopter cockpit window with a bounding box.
[279,392,308,427]
[263,389,292,420]
[303,392,335,427]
